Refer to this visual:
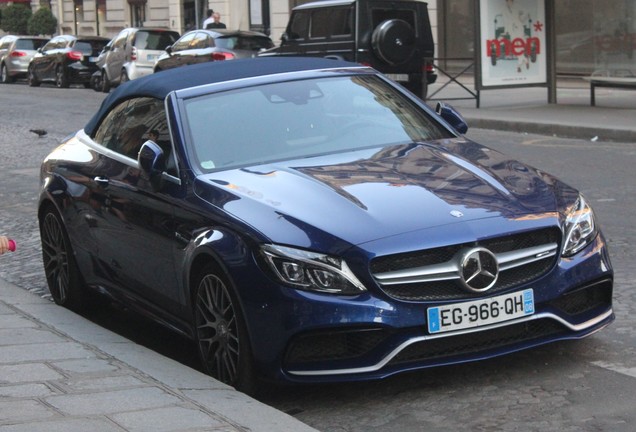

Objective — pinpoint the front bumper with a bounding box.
[240,233,613,383]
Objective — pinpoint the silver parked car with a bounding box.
[0,35,49,83]
[100,27,179,92]
[153,29,273,72]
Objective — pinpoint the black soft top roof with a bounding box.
[84,57,359,136]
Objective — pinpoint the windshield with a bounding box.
[183,75,449,172]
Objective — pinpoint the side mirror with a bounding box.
[436,102,468,134]
[138,141,166,191]
[280,33,289,43]
[165,45,173,55]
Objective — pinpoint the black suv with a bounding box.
[261,0,436,99]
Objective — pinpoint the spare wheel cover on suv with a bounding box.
[371,19,416,65]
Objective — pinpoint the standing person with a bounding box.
[206,12,227,29]
[202,9,214,29]
[0,236,14,254]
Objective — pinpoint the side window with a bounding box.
[42,39,58,51]
[113,31,128,49]
[173,33,196,52]
[288,11,309,39]
[93,97,173,173]
[310,9,330,39]
[331,7,353,36]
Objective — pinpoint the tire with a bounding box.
[101,70,110,93]
[55,65,69,88]
[371,19,416,65]
[193,264,257,393]
[28,66,40,87]
[40,207,86,311]
[91,73,102,92]
[1,63,14,83]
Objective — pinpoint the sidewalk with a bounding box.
[427,77,636,143]
[0,277,318,432]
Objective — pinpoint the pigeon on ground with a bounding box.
[30,129,48,137]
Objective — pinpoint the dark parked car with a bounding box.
[28,35,109,88]
[153,29,273,72]
[260,0,437,99]
[0,35,49,83]
[38,57,613,393]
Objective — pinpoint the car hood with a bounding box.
[193,139,571,249]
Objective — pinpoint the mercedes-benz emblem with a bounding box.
[395,38,403,46]
[458,247,499,293]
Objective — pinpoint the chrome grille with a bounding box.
[371,228,560,301]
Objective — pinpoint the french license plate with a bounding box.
[385,73,409,82]
[89,57,97,62]
[427,289,534,334]
[147,54,157,61]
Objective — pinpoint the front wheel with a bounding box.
[40,207,86,311]
[101,70,110,93]
[193,264,257,393]
[28,66,40,87]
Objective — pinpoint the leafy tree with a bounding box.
[28,7,57,36]
[0,4,32,34]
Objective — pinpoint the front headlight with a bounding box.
[261,244,366,295]
[562,195,598,257]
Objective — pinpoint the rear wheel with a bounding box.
[1,63,14,83]
[55,65,69,88]
[193,264,257,393]
[28,66,40,87]
[40,207,86,311]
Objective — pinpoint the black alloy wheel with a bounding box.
[55,65,69,88]
[194,265,256,392]
[40,208,85,310]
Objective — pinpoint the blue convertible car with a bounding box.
[38,57,613,392]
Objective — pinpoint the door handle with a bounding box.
[94,176,109,187]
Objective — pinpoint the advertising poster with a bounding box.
[479,0,547,88]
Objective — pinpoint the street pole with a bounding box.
[546,0,557,104]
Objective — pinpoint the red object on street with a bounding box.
[8,239,16,252]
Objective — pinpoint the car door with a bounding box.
[89,96,183,314]
[32,37,61,80]
[105,30,128,83]
[163,32,197,70]
[189,32,214,65]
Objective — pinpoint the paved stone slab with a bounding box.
[0,327,66,346]
[0,383,57,398]
[0,399,56,423]
[51,358,120,375]
[45,387,183,416]
[58,375,147,393]
[0,363,64,384]
[0,418,125,432]
[111,406,229,431]
[0,342,96,364]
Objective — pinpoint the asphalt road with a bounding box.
[1,82,634,432]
